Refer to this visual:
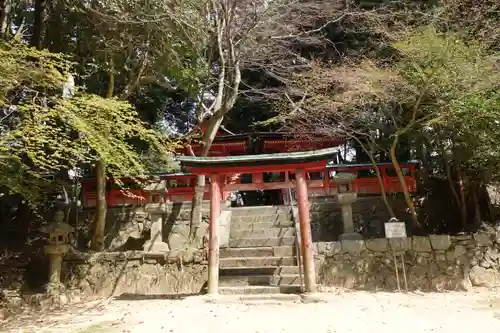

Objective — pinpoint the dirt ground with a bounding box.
[2,290,500,333]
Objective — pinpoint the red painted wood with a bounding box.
[82,163,418,207]
[296,170,317,293]
[224,179,325,192]
[253,173,263,184]
[177,141,248,157]
[184,160,327,175]
[207,174,221,295]
[262,139,344,153]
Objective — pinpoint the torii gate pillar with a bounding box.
[295,169,317,293]
[207,174,221,295]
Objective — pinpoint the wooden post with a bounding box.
[323,170,330,196]
[207,173,221,295]
[295,169,317,293]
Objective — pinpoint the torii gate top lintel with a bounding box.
[177,147,340,175]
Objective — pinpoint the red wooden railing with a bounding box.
[82,163,417,208]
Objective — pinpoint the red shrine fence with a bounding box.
[82,162,417,208]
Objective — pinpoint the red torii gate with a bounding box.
[178,147,340,295]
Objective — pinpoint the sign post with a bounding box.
[384,218,408,292]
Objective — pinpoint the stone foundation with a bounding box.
[79,201,231,251]
[314,232,500,291]
[79,197,404,248]
[62,250,208,297]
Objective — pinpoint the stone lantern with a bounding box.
[39,210,74,292]
[142,178,170,252]
[332,172,362,241]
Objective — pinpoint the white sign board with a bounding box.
[384,222,407,239]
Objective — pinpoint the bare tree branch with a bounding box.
[271,13,347,40]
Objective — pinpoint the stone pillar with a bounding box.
[332,173,362,241]
[143,203,169,252]
[143,179,169,252]
[45,246,66,288]
[207,173,221,295]
[340,201,354,232]
[39,211,74,293]
[337,192,362,240]
[295,169,317,293]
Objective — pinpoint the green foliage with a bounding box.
[283,26,499,180]
[392,28,500,179]
[54,95,175,177]
[394,28,497,100]
[74,0,210,96]
[0,41,176,202]
[0,42,70,200]
[0,41,70,105]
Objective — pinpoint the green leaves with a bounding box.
[0,42,176,203]
[54,94,175,177]
[80,0,210,96]
[394,27,498,100]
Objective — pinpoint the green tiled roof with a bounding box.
[177,147,340,167]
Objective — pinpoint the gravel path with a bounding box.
[2,291,500,333]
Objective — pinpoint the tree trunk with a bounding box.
[189,175,206,241]
[32,0,45,49]
[352,136,395,218]
[441,145,466,228]
[479,181,494,222]
[91,159,107,251]
[473,187,481,229]
[189,115,224,242]
[0,0,10,39]
[415,137,430,186]
[90,66,114,251]
[370,158,396,219]
[44,0,66,52]
[390,136,419,228]
[456,165,468,229]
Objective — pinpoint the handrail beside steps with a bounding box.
[287,189,304,293]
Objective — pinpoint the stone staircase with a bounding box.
[219,206,303,295]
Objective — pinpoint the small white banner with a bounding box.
[384,222,407,239]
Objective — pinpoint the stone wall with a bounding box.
[79,201,231,251]
[62,250,208,297]
[78,206,148,250]
[309,196,410,242]
[78,196,405,248]
[314,232,500,291]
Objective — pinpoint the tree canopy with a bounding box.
[0,0,498,233]
[0,41,174,203]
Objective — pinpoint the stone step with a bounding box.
[230,206,291,217]
[231,220,295,230]
[220,266,300,276]
[166,200,230,211]
[220,247,273,258]
[219,285,302,295]
[219,256,296,268]
[220,274,301,286]
[229,236,295,248]
[203,293,302,304]
[236,293,302,304]
[230,227,295,238]
[219,246,294,258]
[202,293,302,304]
[232,214,292,224]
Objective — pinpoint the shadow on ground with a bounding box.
[114,292,204,300]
